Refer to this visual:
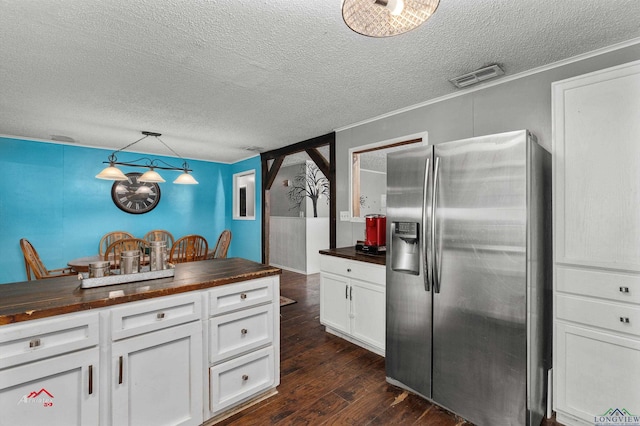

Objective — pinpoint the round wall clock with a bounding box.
[111,172,161,214]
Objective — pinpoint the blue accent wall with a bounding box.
[0,136,262,284]
[228,155,262,263]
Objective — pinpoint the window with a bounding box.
[233,170,256,220]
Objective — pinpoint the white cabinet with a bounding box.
[320,254,385,355]
[207,276,280,417]
[552,60,640,425]
[0,312,100,426]
[110,293,203,426]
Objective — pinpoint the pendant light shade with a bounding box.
[342,0,440,37]
[139,169,166,183]
[96,165,128,180]
[174,172,199,185]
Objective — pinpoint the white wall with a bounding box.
[335,42,640,247]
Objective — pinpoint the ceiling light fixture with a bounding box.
[96,131,199,184]
[342,0,440,38]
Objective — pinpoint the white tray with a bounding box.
[79,265,175,289]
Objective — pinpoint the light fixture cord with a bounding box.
[155,136,190,170]
[113,134,150,154]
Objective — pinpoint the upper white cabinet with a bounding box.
[553,60,640,426]
[553,60,640,272]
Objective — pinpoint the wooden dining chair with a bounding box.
[99,231,135,256]
[208,230,232,259]
[143,229,174,248]
[19,238,75,280]
[170,235,208,264]
[103,238,149,269]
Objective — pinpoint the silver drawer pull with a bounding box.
[347,268,352,272]
[241,328,248,335]
[240,293,247,300]
[619,286,630,293]
[242,374,249,381]
[157,312,165,320]
[620,317,630,324]
[29,338,41,348]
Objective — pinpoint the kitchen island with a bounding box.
[0,258,281,426]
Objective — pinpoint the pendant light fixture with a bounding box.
[342,0,440,38]
[95,131,199,184]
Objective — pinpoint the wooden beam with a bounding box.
[261,132,334,160]
[264,156,284,191]
[305,148,330,179]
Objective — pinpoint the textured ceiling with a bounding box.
[1,0,640,163]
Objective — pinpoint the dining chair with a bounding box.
[170,235,208,264]
[103,238,149,269]
[99,231,135,256]
[143,229,174,248]
[208,230,232,259]
[19,238,75,280]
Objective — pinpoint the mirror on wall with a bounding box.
[350,134,426,219]
[233,170,256,220]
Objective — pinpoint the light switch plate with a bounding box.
[340,211,350,221]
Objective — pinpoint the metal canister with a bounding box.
[88,261,110,278]
[120,250,140,275]
[149,241,167,271]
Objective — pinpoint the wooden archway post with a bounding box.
[260,132,336,265]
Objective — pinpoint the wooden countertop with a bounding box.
[0,258,281,326]
[319,246,386,266]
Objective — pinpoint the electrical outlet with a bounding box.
[340,211,350,221]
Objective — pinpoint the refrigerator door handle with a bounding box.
[432,156,441,294]
[422,157,431,292]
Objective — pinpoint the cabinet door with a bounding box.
[553,60,640,271]
[555,322,640,424]
[112,321,203,426]
[0,347,98,426]
[320,272,350,334]
[350,279,386,352]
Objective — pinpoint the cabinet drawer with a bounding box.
[556,294,640,337]
[209,277,275,316]
[556,265,640,304]
[111,293,201,341]
[209,346,275,414]
[0,311,99,369]
[320,255,385,286]
[209,304,273,364]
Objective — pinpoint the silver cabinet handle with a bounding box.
[620,317,630,324]
[240,293,247,300]
[88,365,94,395]
[345,285,349,299]
[156,312,165,319]
[118,356,124,384]
[620,286,630,293]
[29,338,41,348]
[347,268,352,272]
[242,374,249,381]
[241,328,248,335]
[350,286,353,301]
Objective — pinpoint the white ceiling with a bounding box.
[1,0,639,163]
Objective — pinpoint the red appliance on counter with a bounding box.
[360,214,386,254]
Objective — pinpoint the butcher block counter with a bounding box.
[0,258,281,426]
[0,257,280,325]
[319,246,386,266]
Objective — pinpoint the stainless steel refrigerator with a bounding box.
[386,130,551,426]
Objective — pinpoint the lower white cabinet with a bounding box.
[207,276,280,417]
[0,347,99,426]
[0,311,100,426]
[0,276,280,426]
[109,292,203,426]
[320,254,385,355]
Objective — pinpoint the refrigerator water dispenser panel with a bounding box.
[390,221,420,275]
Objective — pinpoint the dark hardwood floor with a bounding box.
[217,269,562,425]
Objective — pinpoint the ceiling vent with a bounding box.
[449,64,504,89]
[243,146,264,153]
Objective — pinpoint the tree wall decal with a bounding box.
[287,162,330,217]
